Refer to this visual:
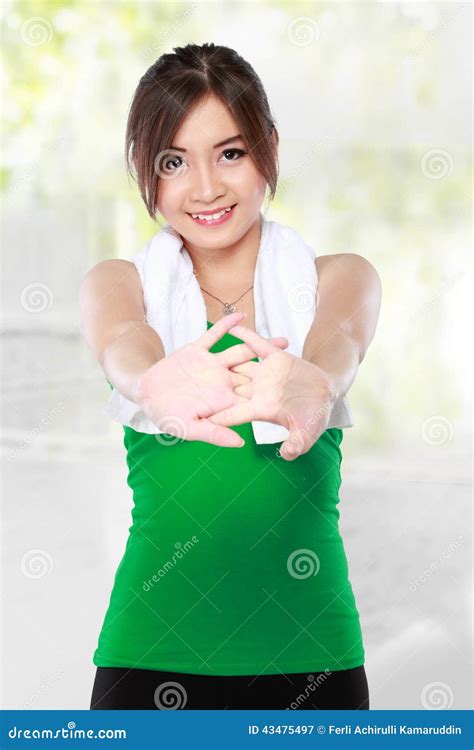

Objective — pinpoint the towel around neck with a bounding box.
[101,212,353,443]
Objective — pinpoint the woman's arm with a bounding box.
[79,259,165,404]
[301,253,382,400]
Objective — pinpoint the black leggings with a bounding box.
[90,665,369,710]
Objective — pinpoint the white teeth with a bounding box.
[191,206,233,221]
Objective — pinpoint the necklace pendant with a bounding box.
[223,303,237,315]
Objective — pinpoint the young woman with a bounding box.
[81,43,381,710]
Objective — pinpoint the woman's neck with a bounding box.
[183,213,263,292]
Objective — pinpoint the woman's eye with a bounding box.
[163,155,183,172]
[162,148,245,174]
[221,148,246,161]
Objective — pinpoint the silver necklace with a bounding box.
[193,270,253,315]
[190,213,264,315]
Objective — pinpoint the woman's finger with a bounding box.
[228,371,251,388]
[188,418,246,447]
[233,382,253,399]
[270,337,289,349]
[227,325,279,358]
[230,361,258,378]
[214,336,288,371]
[215,342,261,369]
[215,337,287,370]
[207,400,256,427]
[200,311,247,351]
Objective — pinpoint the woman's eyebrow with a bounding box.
[169,135,243,153]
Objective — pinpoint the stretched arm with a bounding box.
[302,253,382,400]
[79,261,290,447]
[79,259,166,404]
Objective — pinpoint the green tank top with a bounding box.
[93,322,365,675]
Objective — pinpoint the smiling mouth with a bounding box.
[187,203,237,220]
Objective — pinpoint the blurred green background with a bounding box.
[2,0,471,459]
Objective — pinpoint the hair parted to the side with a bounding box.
[125,42,279,220]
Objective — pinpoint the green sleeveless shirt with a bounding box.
[93,322,365,675]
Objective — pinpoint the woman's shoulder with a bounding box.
[80,259,142,308]
[315,253,380,285]
[315,252,377,270]
[82,257,136,280]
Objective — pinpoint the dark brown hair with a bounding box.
[125,42,279,220]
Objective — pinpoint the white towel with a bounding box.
[102,212,353,443]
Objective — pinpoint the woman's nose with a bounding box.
[189,163,224,203]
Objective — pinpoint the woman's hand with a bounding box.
[136,312,289,448]
[207,324,338,460]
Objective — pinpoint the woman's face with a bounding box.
[155,94,268,251]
